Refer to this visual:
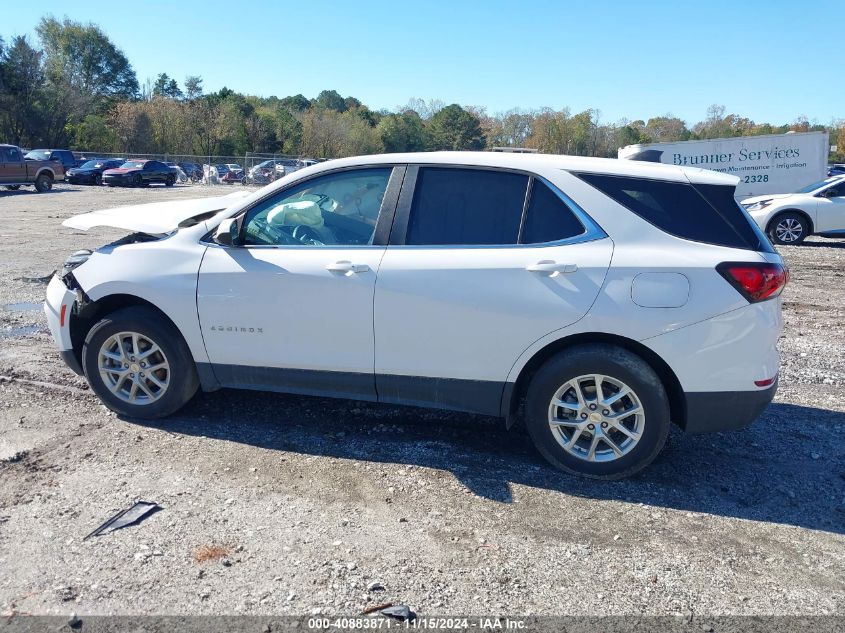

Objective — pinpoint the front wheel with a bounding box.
[165,175,175,187]
[82,306,199,419]
[93,173,102,186]
[768,212,809,245]
[34,174,53,193]
[524,344,670,479]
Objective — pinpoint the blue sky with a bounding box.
[4,0,842,126]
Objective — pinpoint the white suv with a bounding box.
[44,152,786,478]
[741,175,845,245]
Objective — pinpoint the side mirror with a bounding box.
[214,217,239,246]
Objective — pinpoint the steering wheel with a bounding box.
[292,224,324,245]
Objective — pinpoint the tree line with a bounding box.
[2,16,844,161]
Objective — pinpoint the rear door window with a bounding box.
[575,173,772,252]
[406,168,528,245]
[521,180,585,244]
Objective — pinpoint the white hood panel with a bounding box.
[62,191,252,233]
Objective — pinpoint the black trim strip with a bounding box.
[197,363,506,417]
[371,166,405,246]
[207,364,377,402]
[377,374,505,417]
[389,165,418,246]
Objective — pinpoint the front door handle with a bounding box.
[526,260,578,274]
[326,260,370,274]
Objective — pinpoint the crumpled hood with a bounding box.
[62,191,252,234]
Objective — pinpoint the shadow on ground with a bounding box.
[130,391,845,535]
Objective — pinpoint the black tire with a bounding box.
[93,173,102,186]
[133,173,143,187]
[34,174,53,193]
[768,211,809,245]
[524,344,671,479]
[5,185,21,191]
[81,306,199,419]
[165,175,175,187]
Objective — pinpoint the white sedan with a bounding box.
[742,175,845,244]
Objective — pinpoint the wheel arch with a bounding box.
[766,208,815,235]
[35,167,56,180]
[69,293,188,367]
[502,332,686,431]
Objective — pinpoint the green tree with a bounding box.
[377,111,429,152]
[428,104,485,150]
[0,36,45,145]
[314,89,347,112]
[69,113,117,150]
[36,16,138,101]
[642,115,690,142]
[153,73,182,99]
[280,93,310,112]
[183,75,203,100]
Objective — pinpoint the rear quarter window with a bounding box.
[575,173,773,252]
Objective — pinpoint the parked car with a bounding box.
[66,159,125,186]
[102,159,177,187]
[222,163,245,183]
[249,159,287,177]
[828,164,845,177]
[24,149,77,173]
[741,175,845,244]
[179,162,203,182]
[45,152,786,479]
[210,164,229,181]
[1,144,65,192]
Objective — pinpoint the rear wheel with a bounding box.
[165,174,175,186]
[82,306,199,419]
[524,344,670,479]
[34,174,53,193]
[768,212,808,245]
[93,173,102,186]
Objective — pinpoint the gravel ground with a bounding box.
[0,183,843,618]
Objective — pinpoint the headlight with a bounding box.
[61,249,92,277]
[743,199,773,212]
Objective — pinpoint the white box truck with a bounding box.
[618,131,829,199]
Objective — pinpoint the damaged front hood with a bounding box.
[62,191,252,234]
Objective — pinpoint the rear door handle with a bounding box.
[326,260,370,274]
[526,260,578,274]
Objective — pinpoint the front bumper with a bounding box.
[103,175,133,186]
[67,173,96,184]
[44,275,75,352]
[683,379,777,434]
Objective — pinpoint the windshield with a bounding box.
[120,161,145,169]
[795,177,843,193]
[80,160,103,169]
[24,150,51,160]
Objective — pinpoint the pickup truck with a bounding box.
[0,144,65,192]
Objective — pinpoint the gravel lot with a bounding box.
[0,183,843,618]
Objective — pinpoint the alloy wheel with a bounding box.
[547,374,645,462]
[98,331,170,404]
[775,218,803,243]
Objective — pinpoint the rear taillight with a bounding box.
[717,262,788,302]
